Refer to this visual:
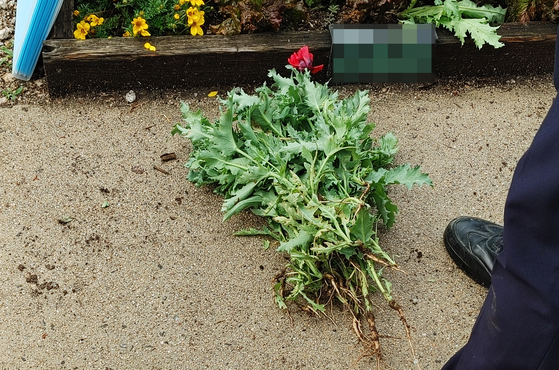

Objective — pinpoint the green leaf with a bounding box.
[384,164,434,189]
[399,0,506,49]
[222,182,258,213]
[350,207,374,242]
[223,195,263,221]
[453,17,504,49]
[277,230,313,253]
[370,185,399,228]
[458,0,506,24]
[213,108,239,157]
[234,226,282,241]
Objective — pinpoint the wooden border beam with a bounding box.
[42,23,557,97]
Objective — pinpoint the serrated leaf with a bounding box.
[383,164,433,189]
[213,108,239,157]
[277,230,313,253]
[304,79,329,112]
[370,185,399,228]
[454,17,504,49]
[269,69,296,94]
[350,207,374,242]
[399,0,506,49]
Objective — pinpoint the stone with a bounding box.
[2,72,14,83]
[0,27,13,41]
[125,90,136,103]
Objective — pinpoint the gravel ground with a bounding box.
[0,75,555,369]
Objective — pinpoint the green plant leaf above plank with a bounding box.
[400,0,506,49]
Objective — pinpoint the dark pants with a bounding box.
[442,27,559,369]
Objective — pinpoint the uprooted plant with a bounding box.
[172,46,432,368]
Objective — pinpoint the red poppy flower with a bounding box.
[288,46,324,74]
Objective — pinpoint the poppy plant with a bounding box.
[288,46,324,74]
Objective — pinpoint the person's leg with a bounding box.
[442,26,559,370]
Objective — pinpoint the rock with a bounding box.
[125,90,136,103]
[0,97,8,106]
[0,27,13,41]
[2,72,14,83]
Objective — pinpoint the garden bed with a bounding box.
[43,0,556,96]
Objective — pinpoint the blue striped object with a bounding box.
[12,0,65,81]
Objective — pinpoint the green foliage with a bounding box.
[0,44,13,67]
[173,67,432,314]
[2,86,24,101]
[399,0,507,49]
[324,4,339,25]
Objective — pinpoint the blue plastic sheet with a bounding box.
[12,0,65,81]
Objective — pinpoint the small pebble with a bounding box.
[125,90,136,103]
[2,72,14,83]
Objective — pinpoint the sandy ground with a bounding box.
[0,75,555,370]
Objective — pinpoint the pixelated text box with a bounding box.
[330,24,436,83]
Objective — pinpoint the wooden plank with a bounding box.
[434,22,556,77]
[43,31,332,96]
[43,23,557,96]
[50,0,74,39]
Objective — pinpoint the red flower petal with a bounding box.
[288,46,320,73]
[311,64,324,74]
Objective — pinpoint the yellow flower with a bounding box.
[144,42,156,52]
[150,46,156,51]
[123,31,131,37]
[174,13,180,20]
[174,4,180,10]
[190,21,204,36]
[132,16,149,36]
[73,10,79,16]
[191,0,205,6]
[87,15,104,26]
[73,20,90,39]
[179,0,187,4]
[187,7,204,35]
[187,7,204,25]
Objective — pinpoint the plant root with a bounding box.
[389,300,422,370]
[350,312,383,370]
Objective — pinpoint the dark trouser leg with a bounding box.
[442,25,559,370]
